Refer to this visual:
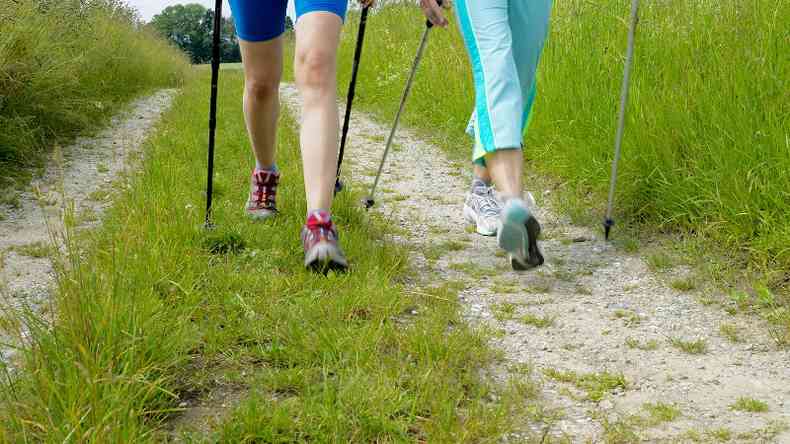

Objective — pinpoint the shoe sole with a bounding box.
[463,204,497,237]
[497,205,544,270]
[304,242,348,273]
[244,204,277,221]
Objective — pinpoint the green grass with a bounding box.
[719,323,742,343]
[670,277,697,292]
[0,69,525,441]
[642,402,681,424]
[0,0,189,192]
[730,397,769,413]
[625,337,659,351]
[706,427,733,442]
[613,309,642,326]
[9,241,54,259]
[330,1,790,338]
[669,337,709,355]
[521,312,555,329]
[543,368,627,402]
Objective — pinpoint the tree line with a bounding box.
[148,3,266,64]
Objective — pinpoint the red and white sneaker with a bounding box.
[301,210,348,272]
[245,168,279,220]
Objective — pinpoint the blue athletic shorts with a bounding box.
[228,0,348,42]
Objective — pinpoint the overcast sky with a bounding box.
[127,0,295,22]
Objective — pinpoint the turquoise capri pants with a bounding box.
[454,0,553,164]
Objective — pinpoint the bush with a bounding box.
[0,0,190,189]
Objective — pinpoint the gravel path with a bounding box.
[0,89,176,365]
[281,84,790,442]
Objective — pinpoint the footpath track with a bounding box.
[0,90,176,365]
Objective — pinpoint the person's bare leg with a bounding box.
[239,37,283,169]
[485,148,523,199]
[294,12,342,212]
[473,163,492,184]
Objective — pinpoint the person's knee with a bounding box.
[245,74,280,103]
[295,47,335,93]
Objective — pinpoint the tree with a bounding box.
[149,3,240,64]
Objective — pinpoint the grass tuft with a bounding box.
[730,397,769,413]
[625,337,659,351]
[543,368,627,402]
[9,241,54,259]
[643,402,681,424]
[203,230,246,255]
[719,323,742,343]
[521,312,555,329]
[669,337,709,355]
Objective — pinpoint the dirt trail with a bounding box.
[280,84,790,442]
[0,89,176,364]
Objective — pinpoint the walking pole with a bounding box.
[604,0,640,240]
[205,0,223,228]
[363,10,440,209]
[335,5,371,195]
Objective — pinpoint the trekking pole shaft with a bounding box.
[336,6,370,181]
[605,0,640,224]
[205,0,223,226]
[368,25,431,201]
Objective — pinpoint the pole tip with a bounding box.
[334,179,344,195]
[604,218,614,241]
[363,197,375,210]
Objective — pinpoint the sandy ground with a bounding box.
[0,89,176,365]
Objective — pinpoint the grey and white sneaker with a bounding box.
[463,183,501,236]
[497,198,544,270]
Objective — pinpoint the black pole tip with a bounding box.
[203,221,216,231]
[603,218,614,241]
[363,197,375,210]
[334,179,344,195]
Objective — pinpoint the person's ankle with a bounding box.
[255,163,277,172]
[306,208,331,220]
[471,176,491,194]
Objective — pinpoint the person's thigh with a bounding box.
[238,37,284,87]
[228,0,288,42]
[455,0,523,162]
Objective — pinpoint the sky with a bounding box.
[127,0,295,22]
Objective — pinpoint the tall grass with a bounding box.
[0,0,190,190]
[333,1,789,284]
